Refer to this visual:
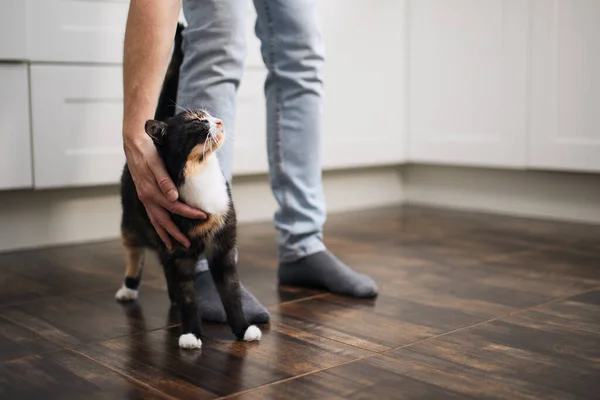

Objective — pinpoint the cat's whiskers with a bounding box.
[170,100,187,113]
[201,139,209,160]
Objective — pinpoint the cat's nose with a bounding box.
[215,119,223,127]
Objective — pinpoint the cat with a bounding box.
[116,109,261,348]
[114,23,260,348]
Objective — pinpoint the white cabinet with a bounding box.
[0,64,33,189]
[26,0,129,63]
[1,0,128,63]
[408,0,529,168]
[528,0,600,172]
[232,69,269,175]
[318,0,408,168]
[244,1,265,69]
[0,0,27,60]
[30,65,125,188]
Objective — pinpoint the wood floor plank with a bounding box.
[0,286,177,346]
[271,293,495,352]
[388,315,600,400]
[520,289,600,334]
[0,243,164,307]
[0,316,61,363]
[76,322,370,399]
[227,354,534,400]
[485,249,600,284]
[0,350,167,400]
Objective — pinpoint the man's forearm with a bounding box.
[122,0,181,142]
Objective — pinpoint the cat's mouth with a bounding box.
[192,131,224,161]
[208,125,225,147]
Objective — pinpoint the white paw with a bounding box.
[115,286,138,301]
[178,333,202,349]
[243,325,262,342]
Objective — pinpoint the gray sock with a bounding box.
[194,270,270,324]
[278,250,378,298]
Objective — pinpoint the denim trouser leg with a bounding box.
[178,0,245,183]
[179,0,327,267]
[252,0,327,262]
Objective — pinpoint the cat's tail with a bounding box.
[154,23,185,122]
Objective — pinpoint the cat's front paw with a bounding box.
[179,333,202,349]
[115,286,138,302]
[243,325,262,342]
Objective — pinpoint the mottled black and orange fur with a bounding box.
[117,26,252,342]
[119,111,250,342]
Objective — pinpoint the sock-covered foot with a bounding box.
[278,250,378,298]
[194,271,270,324]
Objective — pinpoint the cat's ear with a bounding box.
[145,120,167,145]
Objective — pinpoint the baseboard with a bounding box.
[0,166,404,253]
[404,164,600,225]
[2,164,598,253]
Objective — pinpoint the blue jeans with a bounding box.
[177,0,327,267]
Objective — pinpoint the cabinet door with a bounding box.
[232,69,269,175]
[26,0,128,63]
[408,0,529,167]
[0,64,32,189]
[30,65,125,189]
[0,0,27,60]
[244,0,264,69]
[318,0,408,168]
[529,0,600,172]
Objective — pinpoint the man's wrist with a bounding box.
[122,128,147,151]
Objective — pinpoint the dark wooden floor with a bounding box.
[1,205,599,399]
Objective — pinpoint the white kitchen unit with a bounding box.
[244,1,265,69]
[408,0,530,168]
[0,0,27,60]
[319,0,408,168]
[0,64,33,190]
[26,0,129,64]
[528,0,600,173]
[30,65,126,189]
[231,68,269,175]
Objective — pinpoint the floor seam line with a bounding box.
[515,313,600,336]
[69,348,178,400]
[387,286,600,352]
[216,352,380,400]
[0,314,73,349]
[266,292,329,309]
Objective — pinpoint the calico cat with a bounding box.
[116,113,260,346]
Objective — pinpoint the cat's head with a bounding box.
[144,109,225,181]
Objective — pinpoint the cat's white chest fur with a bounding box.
[179,155,229,216]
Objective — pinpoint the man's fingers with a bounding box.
[160,198,207,220]
[147,155,178,201]
[151,206,191,249]
[148,213,173,250]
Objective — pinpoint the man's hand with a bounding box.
[124,134,206,250]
